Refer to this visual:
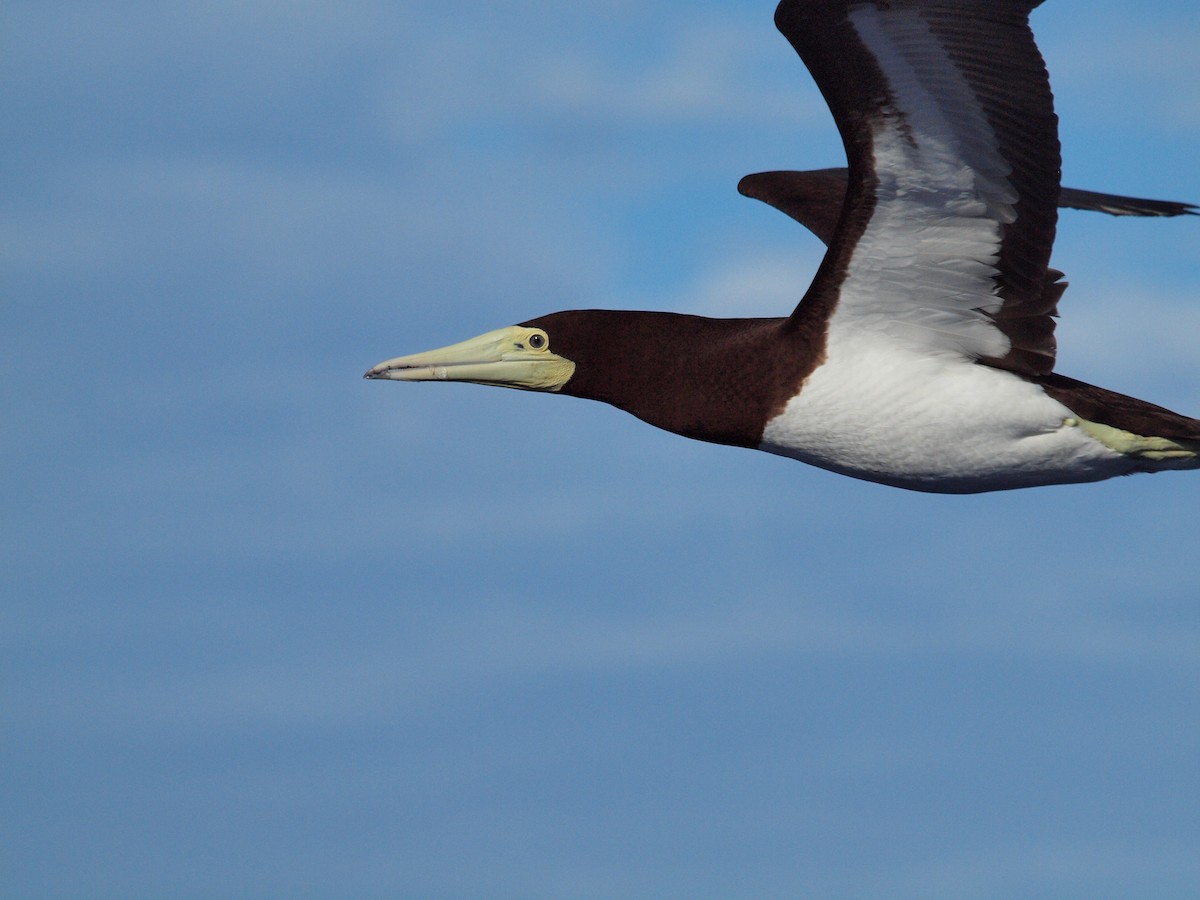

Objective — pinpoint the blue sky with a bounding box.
[4,1,1200,896]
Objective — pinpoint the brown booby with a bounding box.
[367,0,1199,493]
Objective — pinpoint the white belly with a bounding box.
[759,341,1132,493]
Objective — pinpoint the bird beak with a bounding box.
[364,325,576,392]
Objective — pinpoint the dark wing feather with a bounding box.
[1057,187,1197,218]
[739,168,1197,244]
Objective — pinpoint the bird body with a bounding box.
[368,0,1199,493]
[761,336,1129,493]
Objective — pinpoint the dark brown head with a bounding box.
[366,309,802,449]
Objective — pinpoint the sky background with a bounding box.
[4,1,1200,897]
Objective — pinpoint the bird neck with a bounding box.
[542,310,814,448]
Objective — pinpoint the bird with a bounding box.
[366,0,1199,494]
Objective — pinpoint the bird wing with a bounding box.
[739,168,1197,245]
[775,0,1060,376]
[1055,187,1198,218]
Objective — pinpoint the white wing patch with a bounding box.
[830,4,1019,360]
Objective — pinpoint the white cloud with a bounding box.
[674,248,824,317]
[6,4,1200,896]
[534,20,822,126]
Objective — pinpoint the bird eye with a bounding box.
[528,332,547,350]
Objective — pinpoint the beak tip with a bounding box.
[364,362,395,380]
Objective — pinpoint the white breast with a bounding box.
[759,341,1132,493]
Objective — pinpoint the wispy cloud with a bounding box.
[5,2,1200,897]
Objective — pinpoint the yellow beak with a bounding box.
[364,325,575,392]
